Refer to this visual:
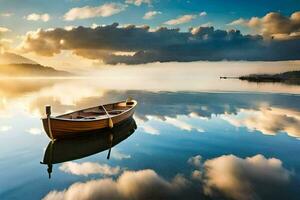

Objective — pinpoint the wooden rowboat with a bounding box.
[42,99,137,140]
[40,117,137,178]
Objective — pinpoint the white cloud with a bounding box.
[134,115,160,135]
[0,27,11,33]
[221,107,300,138]
[143,11,161,20]
[43,169,189,200]
[164,14,197,25]
[64,3,127,21]
[199,12,207,17]
[125,0,152,6]
[164,116,195,131]
[27,127,42,135]
[64,25,76,31]
[1,12,13,17]
[91,23,99,29]
[25,13,50,22]
[111,149,131,160]
[141,114,204,133]
[188,155,202,168]
[202,154,291,200]
[141,124,160,135]
[0,125,12,132]
[59,162,121,176]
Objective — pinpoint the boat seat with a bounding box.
[84,117,96,119]
[82,111,106,115]
[108,110,123,115]
[75,116,85,119]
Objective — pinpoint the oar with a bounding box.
[102,105,114,128]
[107,132,114,160]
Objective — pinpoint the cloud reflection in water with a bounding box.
[43,154,292,200]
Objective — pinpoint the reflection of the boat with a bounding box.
[41,117,137,178]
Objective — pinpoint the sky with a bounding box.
[0,0,300,69]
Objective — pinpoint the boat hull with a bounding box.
[42,104,136,139]
[42,117,137,164]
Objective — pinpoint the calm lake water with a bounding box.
[1,68,300,200]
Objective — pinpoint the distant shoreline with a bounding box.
[220,71,300,85]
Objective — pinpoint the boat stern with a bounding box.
[41,118,52,139]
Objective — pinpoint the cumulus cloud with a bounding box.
[141,124,160,135]
[221,107,300,138]
[164,14,197,25]
[191,170,202,181]
[135,116,160,135]
[125,0,152,6]
[164,116,197,131]
[59,162,121,176]
[17,23,300,64]
[43,169,191,200]
[143,11,161,20]
[145,115,204,133]
[25,13,50,22]
[64,3,127,21]
[227,18,246,26]
[111,149,131,160]
[188,155,202,168]
[44,155,292,200]
[27,127,42,135]
[228,11,300,39]
[202,154,291,200]
[0,27,10,33]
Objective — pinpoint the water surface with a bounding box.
[0,77,300,200]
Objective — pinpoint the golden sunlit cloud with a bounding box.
[228,11,300,39]
[202,154,291,200]
[0,27,11,33]
[43,169,190,200]
[17,23,300,65]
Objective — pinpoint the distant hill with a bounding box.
[239,71,300,85]
[0,52,72,76]
[0,63,72,77]
[0,52,37,65]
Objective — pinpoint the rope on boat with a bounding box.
[46,106,54,140]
